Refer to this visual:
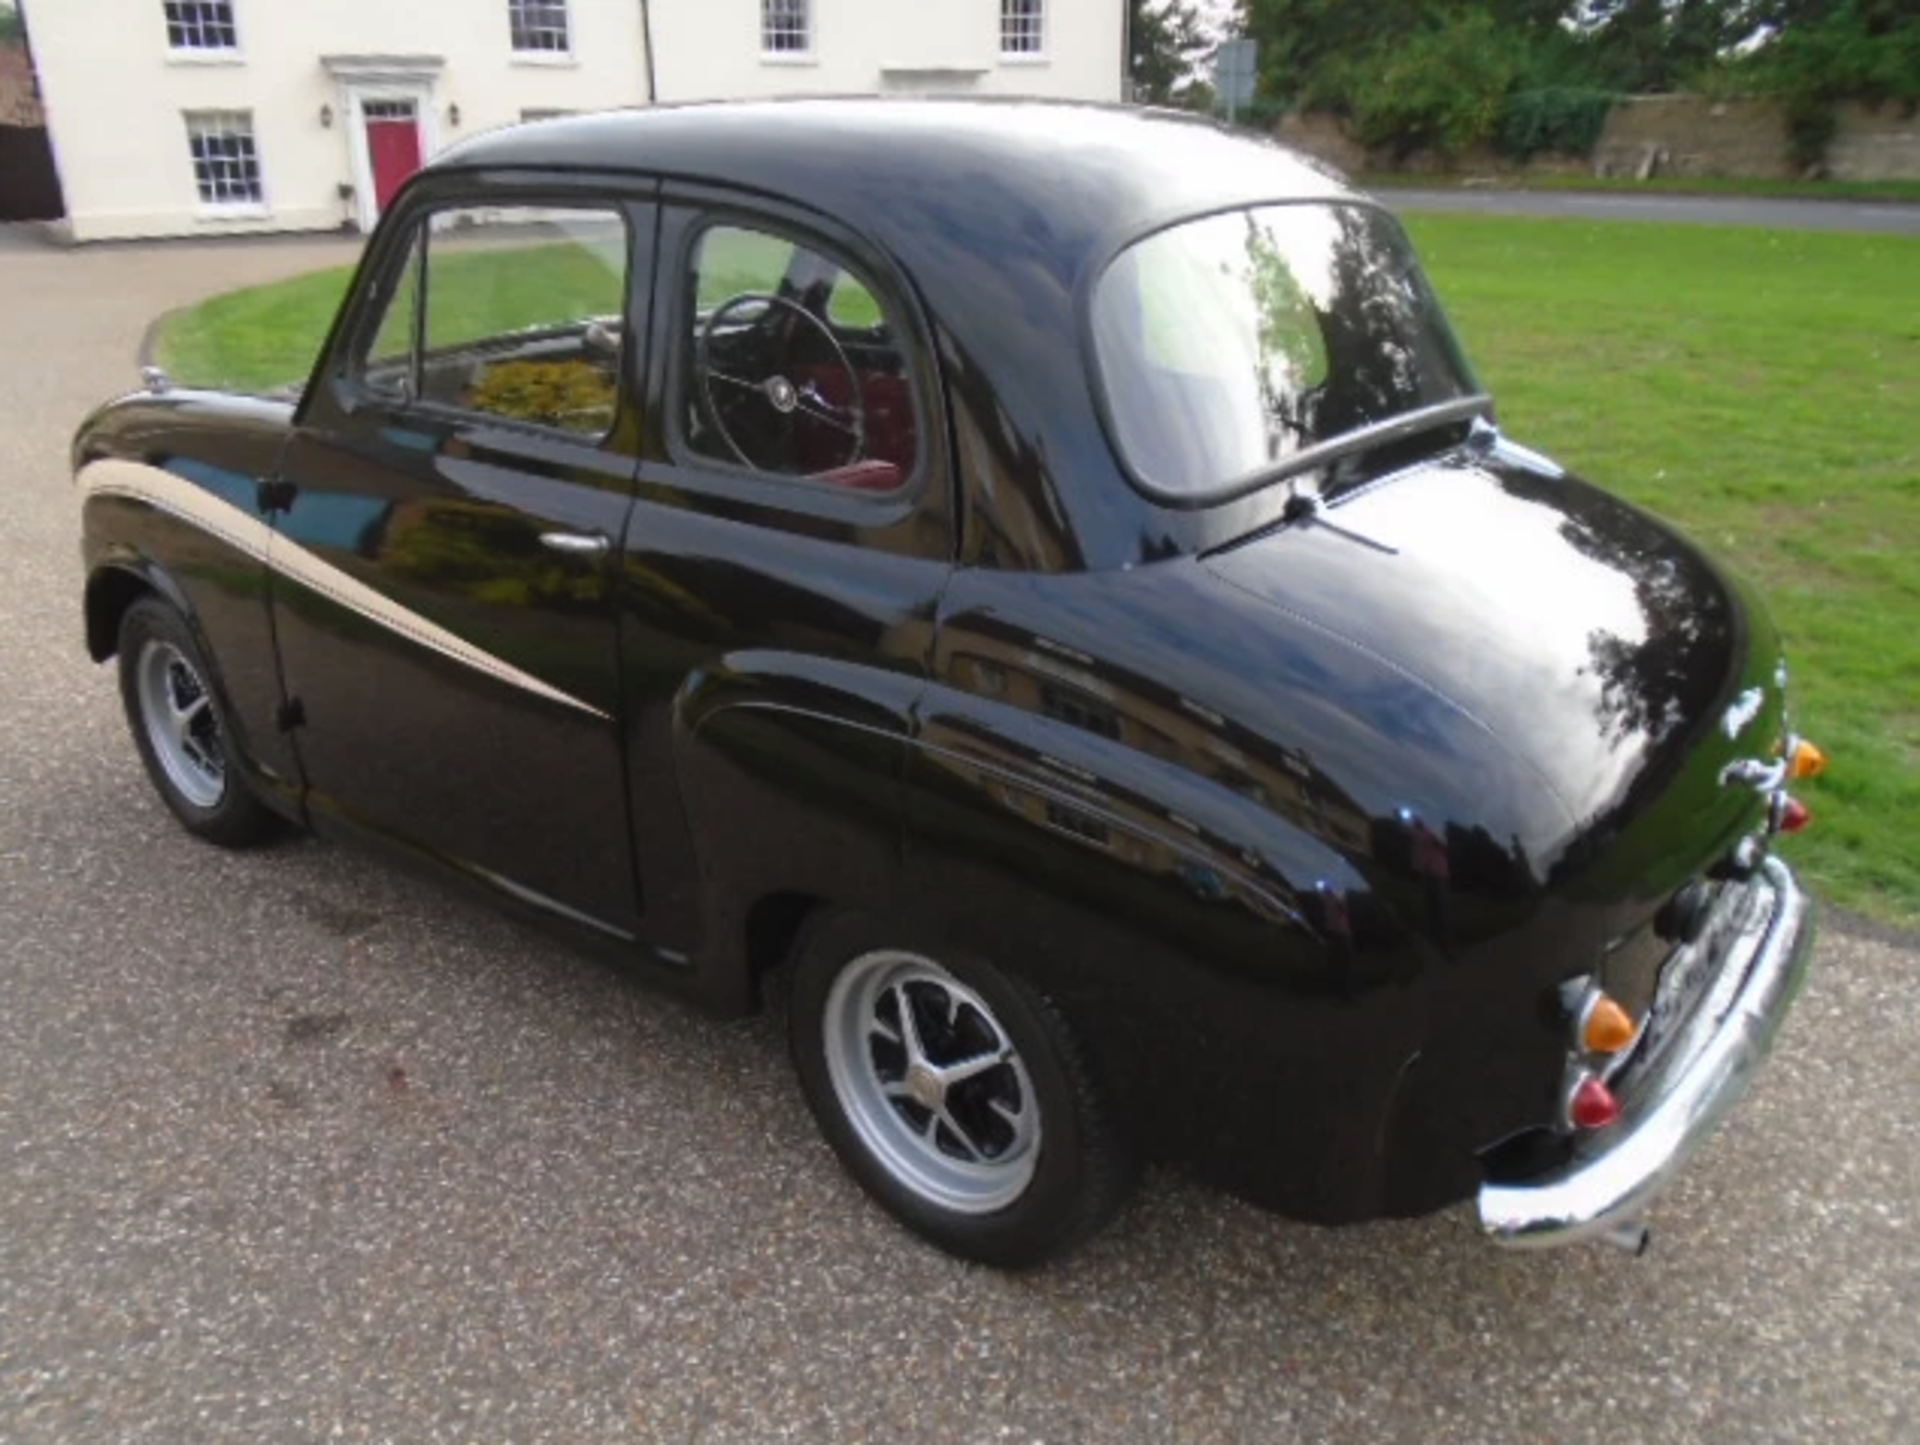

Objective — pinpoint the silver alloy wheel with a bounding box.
[821,949,1041,1214]
[135,638,226,809]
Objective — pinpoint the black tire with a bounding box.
[788,910,1135,1268]
[116,595,279,849]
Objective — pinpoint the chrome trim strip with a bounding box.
[81,459,610,722]
[1137,393,1495,509]
[1477,856,1815,1249]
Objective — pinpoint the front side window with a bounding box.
[356,204,629,439]
[679,221,918,491]
[164,0,238,51]
[1090,203,1481,500]
[762,0,809,55]
[1000,0,1044,56]
[184,111,261,206]
[509,0,571,54]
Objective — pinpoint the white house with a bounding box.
[22,0,1124,242]
[647,0,1121,105]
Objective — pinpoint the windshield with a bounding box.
[1090,202,1482,501]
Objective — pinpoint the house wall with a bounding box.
[648,0,1122,105]
[28,0,1123,243]
[25,0,648,242]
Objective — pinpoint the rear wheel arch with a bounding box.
[744,889,829,1008]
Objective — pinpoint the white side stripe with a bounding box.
[81,458,611,722]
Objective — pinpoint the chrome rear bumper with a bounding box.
[1477,856,1815,1249]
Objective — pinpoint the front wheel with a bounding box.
[117,595,278,848]
[788,912,1134,1268]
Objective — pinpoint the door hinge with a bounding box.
[257,477,298,514]
[276,697,306,732]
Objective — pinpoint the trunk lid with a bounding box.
[1204,450,1786,912]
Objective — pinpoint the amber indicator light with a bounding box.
[1788,739,1828,780]
[1582,995,1638,1055]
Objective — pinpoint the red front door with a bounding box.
[366,112,422,215]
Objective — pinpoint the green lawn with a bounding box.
[154,216,1920,924]
[1364,172,1920,204]
[1405,214,1920,925]
[155,261,358,393]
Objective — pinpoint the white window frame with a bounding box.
[761,0,813,62]
[162,0,242,63]
[508,0,574,62]
[999,0,1047,61]
[184,109,267,216]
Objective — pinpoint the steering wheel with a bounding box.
[696,292,867,472]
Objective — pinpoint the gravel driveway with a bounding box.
[2,228,1916,1444]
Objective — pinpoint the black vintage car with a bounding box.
[74,100,1820,1267]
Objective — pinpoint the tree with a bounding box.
[0,5,24,46]
[1237,0,1428,108]
[1130,0,1214,105]
[1579,0,1751,91]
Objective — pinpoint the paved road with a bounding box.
[3,237,1918,1445]
[1377,186,1920,234]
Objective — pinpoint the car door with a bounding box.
[271,182,654,936]
[612,194,957,966]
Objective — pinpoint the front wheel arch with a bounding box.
[85,563,165,662]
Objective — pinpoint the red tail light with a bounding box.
[1570,1077,1621,1130]
[1778,796,1811,834]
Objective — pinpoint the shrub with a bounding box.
[1344,11,1522,158]
[1743,1,1920,169]
[1497,86,1616,160]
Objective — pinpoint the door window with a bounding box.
[362,227,422,401]
[678,221,918,491]
[354,204,630,439]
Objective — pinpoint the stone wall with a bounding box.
[1829,102,1920,181]
[1277,94,1920,183]
[1592,95,1794,178]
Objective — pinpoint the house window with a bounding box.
[164,1,239,52]
[762,0,809,55]
[509,0,571,54]
[1000,0,1044,56]
[184,111,263,207]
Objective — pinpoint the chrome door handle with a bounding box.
[539,531,610,556]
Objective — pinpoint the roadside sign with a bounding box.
[1215,38,1257,122]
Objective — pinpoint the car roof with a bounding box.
[437,97,1353,262]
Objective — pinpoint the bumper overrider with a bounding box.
[1477,855,1815,1249]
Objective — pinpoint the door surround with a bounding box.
[322,54,444,233]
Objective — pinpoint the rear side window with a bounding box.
[1091,202,1479,499]
[354,204,630,439]
[676,221,919,493]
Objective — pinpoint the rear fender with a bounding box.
[669,652,923,1014]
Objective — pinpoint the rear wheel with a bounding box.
[788,911,1134,1268]
[117,596,277,848]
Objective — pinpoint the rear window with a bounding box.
[1090,202,1481,500]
